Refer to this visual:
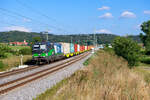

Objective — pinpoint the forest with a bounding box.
[0,31,141,45]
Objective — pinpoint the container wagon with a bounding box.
[74,44,78,55]
[60,42,70,58]
[77,44,80,54]
[54,43,64,60]
[70,43,74,56]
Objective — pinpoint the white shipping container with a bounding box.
[60,42,70,54]
[77,44,80,52]
[85,46,87,50]
[54,45,57,53]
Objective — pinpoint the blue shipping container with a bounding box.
[54,43,62,54]
[70,43,74,53]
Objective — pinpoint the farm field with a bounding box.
[0,45,32,71]
[0,55,32,71]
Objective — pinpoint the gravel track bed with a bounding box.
[0,53,92,100]
[0,54,83,85]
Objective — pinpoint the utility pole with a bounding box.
[46,30,49,41]
[94,30,96,48]
[78,34,80,45]
[46,33,48,41]
[20,55,23,66]
[96,35,97,48]
[44,29,49,42]
[86,34,88,46]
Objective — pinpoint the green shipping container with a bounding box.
[70,43,74,53]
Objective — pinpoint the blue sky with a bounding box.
[0,0,150,35]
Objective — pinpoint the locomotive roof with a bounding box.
[34,42,52,45]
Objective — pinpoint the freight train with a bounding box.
[32,42,93,64]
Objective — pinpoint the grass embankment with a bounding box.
[35,50,150,100]
[0,55,32,71]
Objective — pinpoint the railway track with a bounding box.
[0,52,90,95]
[0,52,84,78]
[0,58,65,78]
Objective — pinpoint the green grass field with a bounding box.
[0,55,32,71]
[0,45,32,71]
[9,45,30,50]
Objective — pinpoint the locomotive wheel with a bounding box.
[50,58,54,62]
[47,59,50,64]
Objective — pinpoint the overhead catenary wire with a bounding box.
[0,8,46,32]
[15,0,82,35]
[0,8,48,28]
[0,1,83,44]
[0,8,69,33]
[15,0,72,34]
[16,0,87,47]
[0,11,36,29]
[16,0,57,22]
[0,20,23,27]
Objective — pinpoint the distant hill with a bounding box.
[127,35,141,43]
[0,31,141,45]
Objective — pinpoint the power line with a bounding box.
[0,8,69,33]
[0,12,43,32]
[16,0,57,22]
[0,20,21,26]
[0,11,21,21]
[0,8,47,27]
[15,0,76,34]
[0,8,48,31]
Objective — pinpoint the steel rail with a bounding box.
[0,53,86,78]
[0,52,90,95]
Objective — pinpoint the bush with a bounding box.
[103,47,114,54]
[0,44,11,58]
[140,56,150,64]
[19,48,32,55]
[113,37,140,67]
[0,44,18,58]
[83,58,91,66]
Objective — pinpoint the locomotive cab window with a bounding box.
[40,45,46,50]
[33,45,40,49]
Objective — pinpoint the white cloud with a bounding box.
[98,6,110,10]
[99,13,113,19]
[2,26,31,32]
[121,11,136,18]
[23,18,31,22]
[144,10,150,15]
[95,29,112,34]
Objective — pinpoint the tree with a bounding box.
[29,36,42,47]
[113,37,140,67]
[140,20,150,54]
[0,44,15,58]
[32,37,42,42]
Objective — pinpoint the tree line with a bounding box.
[0,31,140,45]
[112,20,150,68]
